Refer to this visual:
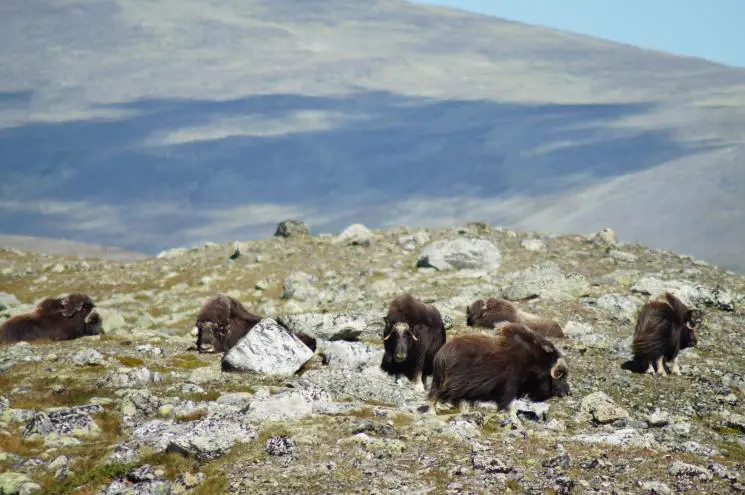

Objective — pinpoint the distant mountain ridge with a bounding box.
[1,0,744,271]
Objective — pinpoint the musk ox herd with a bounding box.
[0,287,705,419]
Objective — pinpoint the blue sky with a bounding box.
[418,0,745,68]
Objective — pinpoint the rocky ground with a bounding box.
[1,221,744,495]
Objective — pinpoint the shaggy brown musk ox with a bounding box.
[194,293,317,353]
[379,293,447,392]
[466,297,565,338]
[629,291,703,376]
[428,322,570,424]
[0,293,103,344]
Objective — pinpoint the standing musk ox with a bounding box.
[428,323,570,424]
[379,293,447,392]
[466,297,565,338]
[194,293,317,353]
[629,291,703,376]
[0,293,103,344]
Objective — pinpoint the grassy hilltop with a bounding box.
[1,222,744,494]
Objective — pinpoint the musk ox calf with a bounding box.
[0,293,103,344]
[466,297,565,338]
[194,293,317,353]
[379,293,447,392]
[630,291,703,376]
[428,323,570,424]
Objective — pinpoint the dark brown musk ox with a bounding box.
[0,293,103,344]
[379,293,447,392]
[428,322,570,424]
[466,297,565,338]
[193,293,317,354]
[625,291,704,376]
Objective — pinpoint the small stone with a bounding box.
[265,436,296,456]
[646,408,670,427]
[641,481,672,495]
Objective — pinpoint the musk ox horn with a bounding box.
[550,357,567,379]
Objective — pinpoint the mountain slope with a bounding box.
[1,0,745,270]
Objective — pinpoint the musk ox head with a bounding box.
[681,308,704,349]
[84,311,104,336]
[547,356,571,398]
[526,349,571,403]
[61,293,96,318]
[382,318,419,363]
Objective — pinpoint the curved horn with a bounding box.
[550,357,567,379]
[382,333,392,341]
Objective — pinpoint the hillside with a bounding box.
[1,0,745,272]
[1,222,744,494]
[0,235,147,261]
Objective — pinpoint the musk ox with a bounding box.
[379,293,447,392]
[466,297,565,338]
[428,323,570,424]
[630,291,703,376]
[194,293,317,353]
[0,293,102,344]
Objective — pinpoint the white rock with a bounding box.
[334,224,375,246]
[417,238,502,271]
[221,318,314,376]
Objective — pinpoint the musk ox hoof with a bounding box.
[413,380,426,393]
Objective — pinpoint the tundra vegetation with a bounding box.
[0,222,744,494]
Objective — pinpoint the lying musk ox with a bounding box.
[194,293,317,353]
[428,323,570,423]
[466,297,565,338]
[379,293,447,392]
[630,291,703,376]
[0,293,103,344]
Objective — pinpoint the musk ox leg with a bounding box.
[670,357,681,375]
[655,356,667,376]
[504,400,524,429]
[458,401,471,414]
[644,361,655,374]
[411,371,426,393]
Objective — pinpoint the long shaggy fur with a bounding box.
[194,293,317,353]
[466,297,565,338]
[428,323,571,411]
[0,293,102,344]
[628,292,703,376]
[379,293,447,389]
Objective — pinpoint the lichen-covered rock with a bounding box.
[318,341,382,369]
[631,276,735,311]
[417,238,502,271]
[23,405,104,441]
[277,311,379,340]
[274,219,310,238]
[595,293,641,322]
[500,262,591,301]
[281,271,320,303]
[97,367,162,389]
[221,318,314,375]
[579,391,630,424]
[0,472,40,495]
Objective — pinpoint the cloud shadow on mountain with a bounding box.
[0,89,724,252]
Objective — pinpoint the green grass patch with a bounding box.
[169,353,209,369]
[115,356,145,367]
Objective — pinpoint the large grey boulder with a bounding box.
[274,220,310,238]
[499,262,590,301]
[630,276,735,311]
[277,311,381,341]
[417,238,502,271]
[221,318,314,376]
